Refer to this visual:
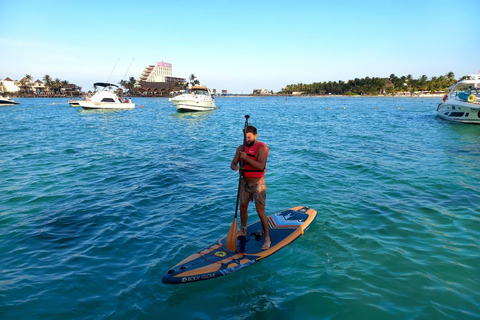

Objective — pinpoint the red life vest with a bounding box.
[242,141,268,178]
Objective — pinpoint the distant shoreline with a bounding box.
[219,93,445,98]
[7,94,444,99]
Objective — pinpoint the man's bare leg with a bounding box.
[255,201,271,249]
[238,202,249,237]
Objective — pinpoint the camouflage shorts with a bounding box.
[239,178,267,205]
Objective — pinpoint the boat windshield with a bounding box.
[193,90,208,95]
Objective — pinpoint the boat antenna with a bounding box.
[106,58,120,83]
[122,58,135,81]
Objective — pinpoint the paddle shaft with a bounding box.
[234,115,249,219]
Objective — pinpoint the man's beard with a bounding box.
[246,140,256,147]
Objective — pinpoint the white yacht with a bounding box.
[78,83,135,110]
[169,85,216,112]
[436,74,480,124]
[0,96,20,106]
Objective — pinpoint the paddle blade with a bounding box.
[226,218,238,251]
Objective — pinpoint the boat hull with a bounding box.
[437,101,480,124]
[68,101,81,107]
[0,100,20,106]
[79,101,135,109]
[172,100,216,112]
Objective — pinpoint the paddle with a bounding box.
[226,115,250,251]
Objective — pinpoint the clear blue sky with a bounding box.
[1,0,479,93]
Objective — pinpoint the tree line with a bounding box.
[19,72,199,95]
[280,72,468,95]
[19,74,80,94]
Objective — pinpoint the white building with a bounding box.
[33,80,46,94]
[0,77,21,93]
[135,61,185,87]
[253,89,272,95]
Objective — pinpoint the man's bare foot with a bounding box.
[237,227,247,237]
[262,238,271,250]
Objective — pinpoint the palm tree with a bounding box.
[188,74,200,87]
[376,78,386,94]
[446,71,456,87]
[389,73,397,83]
[408,79,419,94]
[18,74,33,94]
[43,75,53,94]
[119,77,137,94]
[54,78,62,94]
[61,80,69,95]
[446,71,455,81]
[419,75,428,91]
[399,76,407,92]
[127,77,136,93]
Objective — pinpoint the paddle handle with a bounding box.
[234,115,249,219]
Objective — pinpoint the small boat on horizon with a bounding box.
[78,83,135,110]
[436,74,480,124]
[169,85,216,112]
[0,96,20,106]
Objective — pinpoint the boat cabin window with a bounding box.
[194,90,207,95]
[449,112,464,117]
[101,98,115,102]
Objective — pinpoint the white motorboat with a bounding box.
[436,74,480,124]
[0,96,20,106]
[78,83,135,110]
[169,85,216,112]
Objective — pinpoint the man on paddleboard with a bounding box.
[230,125,271,250]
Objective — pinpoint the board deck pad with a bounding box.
[162,206,317,284]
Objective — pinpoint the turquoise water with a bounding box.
[1,97,479,319]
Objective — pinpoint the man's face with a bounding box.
[246,132,257,147]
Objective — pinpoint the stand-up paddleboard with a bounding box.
[162,206,317,284]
